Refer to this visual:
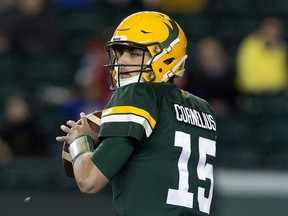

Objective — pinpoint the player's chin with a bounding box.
[120,74,130,79]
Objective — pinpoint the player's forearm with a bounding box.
[73,152,109,194]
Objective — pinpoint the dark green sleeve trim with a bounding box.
[90,137,137,180]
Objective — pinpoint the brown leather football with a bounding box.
[62,110,102,178]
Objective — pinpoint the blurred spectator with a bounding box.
[0,137,13,164]
[235,17,288,166]
[141,0,208,14]
[14,0,64,54]
[63,37,112,121]
[53,0,101,9]
[105,0,132,8]
[235,17,288,96]
[0,0,21,54]
[0,92,42,161]
[176,36,238,117]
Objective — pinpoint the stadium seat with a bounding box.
[216,113,260,168]
[59,9,108,55]
[0,54,18,81]
[208,0,253,13]
[0,158,53,189]
[275,0,288,13]
[174,14,212,39]
[251,116,288,169]
[239,94,288,116]
[20,54,75,91]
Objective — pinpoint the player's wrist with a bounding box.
[69,135,94,164]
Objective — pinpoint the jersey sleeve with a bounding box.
[91,137,136,180]
[99,84,158,141]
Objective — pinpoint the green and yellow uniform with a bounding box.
[91,82,217,216]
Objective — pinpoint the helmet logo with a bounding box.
[141,30,152,34]
[111,35,127,41]
[160,16,179,48]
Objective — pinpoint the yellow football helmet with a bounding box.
[104,11,188,89]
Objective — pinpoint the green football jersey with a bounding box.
[98,82,217,216]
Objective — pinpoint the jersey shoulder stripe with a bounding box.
[102,106,156,137]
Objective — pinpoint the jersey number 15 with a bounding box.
[166,131,216,214]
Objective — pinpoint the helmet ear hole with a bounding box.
[164,58,175,65]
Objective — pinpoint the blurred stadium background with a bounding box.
[1,0,288,215]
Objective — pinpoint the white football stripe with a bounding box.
[101,114,153,137]
[86,113,101,125]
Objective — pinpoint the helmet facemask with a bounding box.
[104,41,154,90]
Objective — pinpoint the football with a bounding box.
[62,110,102,178]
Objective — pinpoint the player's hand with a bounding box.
[56,112,98,144]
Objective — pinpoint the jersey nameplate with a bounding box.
[174,104,216,131]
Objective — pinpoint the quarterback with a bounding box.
[56,11,217,215]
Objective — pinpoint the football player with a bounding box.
[56,11,217,215]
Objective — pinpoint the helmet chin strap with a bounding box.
[117,74,145,87]
[115,66,145,88]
